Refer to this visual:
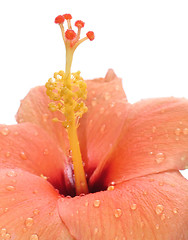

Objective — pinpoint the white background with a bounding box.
[0,0,187,179]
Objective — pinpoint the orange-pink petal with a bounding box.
[0,123,73,194]
[91,97,188,188]
[58,171,188,240]
[16,86,70,155]
[0,168,73,239]
[78,69,129,177]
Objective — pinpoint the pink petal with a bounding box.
[0,123,72,194]
[0,168,73,239]
[77,69,128,177]
[16,85,70,154]
[58,171,188,240]
[91,97,188,188]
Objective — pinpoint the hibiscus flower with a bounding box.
[0,14,188,240]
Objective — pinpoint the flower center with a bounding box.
[45,14,94,196]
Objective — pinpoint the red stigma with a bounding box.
[86,31,95,41]
[75,20,85,28]
[55,15,65,24]
[63,14,72,20]
[65,29,76,40]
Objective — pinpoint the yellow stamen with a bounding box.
[46,14,94,195]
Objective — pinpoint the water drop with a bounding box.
[93,199,100,208]
[91,98,97,107]
[155,152,165,164]
[155,204,164,215]
[84,201,89,207]
[42,113,48,122]
[5,152,11,158]
[5,233,11,239]
[20,151,27,160]
[7,170,17,178]
[130,203,137,210]
[100,124,106,133]
[1,228,7,236]
[25,217,34,227]
[161,213,166,221]
[4,208,8,212]
[94,227,99,234]
[152,126,156,133]
[1,127,9,136]
[6,185,15,191]
[172,208,178,214]
[174,128,181,136]
[114,208,122,218]
[30,234,39,240]
[183,128,188,135]
[158,181,164,186]
[155,224,159,230]
[110,102,115,108]
[14,131,19,136]
[43,148,49,155]
[40,174,48,180]
[33,209,40,215]
[107,185,115,191]
[104,92,110,101]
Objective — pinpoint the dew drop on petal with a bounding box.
[93,200,100,208]
[5,233,11,239]
[131,203,137,210]
[85,201,89,207]
[20,151,27,160]
[25,217,34,227]
[155,204,164,215]
[43,148,49,155]
[152,126,156,133]
[156,224,160,230]
[114,208,122,218]
[94,227,99,235]
[155,152,165,164]
[183,128,188,135]
[33,209,40,215]
[6,170,17,177]
[173,208,178,214]
[110,102,115,108]
[6,185,15,191]
[5,152,11,158]
[174,128,181,136]
[100,124,106,133]
[1,127,9,136]
[104,92,110,101]
[30,234,39,240]
[107,185,115,191]
[0,228,7,237]
[42,113,48,122]
[161,213,166,221]
[91,98,97,107]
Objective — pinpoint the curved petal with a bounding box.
[16,85,70,155]
[0,168,74,240]
[16,70,129,178]
[91,97,188,188]
[58,171,188,240]
[78,69,128,176]
[0,123,72,194]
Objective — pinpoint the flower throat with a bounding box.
[45,14,94,196]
